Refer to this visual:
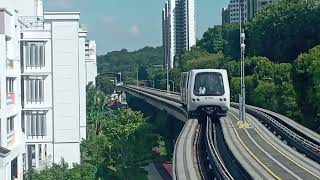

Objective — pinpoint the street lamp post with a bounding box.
[119,72,122,85]
[169,80,175,92]
[136,69,139,86]
[166,63,169,92]
[239,0,246,125]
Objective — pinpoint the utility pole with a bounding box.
[118,72,122,85]
[239,0,247,126]
[136,69,139,86]
[166,63,169,92]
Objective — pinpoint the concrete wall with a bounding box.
[53,143,80,165]
[85,61,97,85]
[51,20,80,143]
[78,31,87,140]
[48,13,81,165]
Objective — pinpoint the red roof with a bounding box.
[162,163,173,177]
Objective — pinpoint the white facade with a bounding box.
[225,0,273,24]
[0,8,25,180]
[85,40,97,86]
[21,11,85,169]
[162,0,196,69]
[0,0,93,178]
[229,0,248,24]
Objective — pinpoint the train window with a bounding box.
[193,72,225,96]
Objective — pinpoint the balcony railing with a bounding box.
[7,131,15,147]
[6,131,25,148]
[6,58,14,69]
[19,16,44,29]
[6,92,15,105]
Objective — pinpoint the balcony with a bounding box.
[6,92,15,105]
[6,131,25,148]
[19,16,44,29]
[0,146,10,158]
[6,58,14,70]
[7,131,15,147]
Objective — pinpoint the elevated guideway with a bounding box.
[118,85,320,180]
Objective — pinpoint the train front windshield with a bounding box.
[194,72,225,96]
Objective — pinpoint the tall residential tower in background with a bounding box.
[222,0,273,25]
[162,0,196,69]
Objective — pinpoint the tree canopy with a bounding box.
[25,162,96,180]
[198,24,240,59]
[98,46,163,80]
[293,45,320,131]
[246,0,320,62]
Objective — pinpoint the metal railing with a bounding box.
[7,131,15,147]
[19,16,44,29]
[6,58,14,69]
[6,92,15,105]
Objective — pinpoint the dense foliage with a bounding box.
[25,161,96,180]
[198,24,240,59]
[246,0,320,62]
[82,86,161,179]
[97,46,163,82]
[293,45,320,131]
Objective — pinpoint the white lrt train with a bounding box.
[180,69,230,117]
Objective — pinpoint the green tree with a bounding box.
[230,77,241,102]
[177,47,210,71]
[25,162,96,180]
[293,45,320,132]
[198,26,224,54]
[252,80,277,111]
[96,76,115,95]
[101,109,157,179]
[222,24,240,59]
[98,46,163,81]
[197,24,240,59]
[246,0,320,62]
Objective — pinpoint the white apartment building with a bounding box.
[0,0,95,179]
[162,0,196,69]
[229,0,248,24]
[162,0,175,69]
[85,40,97,86]
[224,0,273,24]
[0,8,25,180]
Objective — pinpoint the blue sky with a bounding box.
[44,0,229,55]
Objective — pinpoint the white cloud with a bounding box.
[128,25,141,36]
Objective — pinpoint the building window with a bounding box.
[25,76,45,103]
[27,145,36,168]
[23,110,47,136]
[6,77,14,93]
[23,42,45,68]
[7,116,15,134]
[6,78,16,105]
